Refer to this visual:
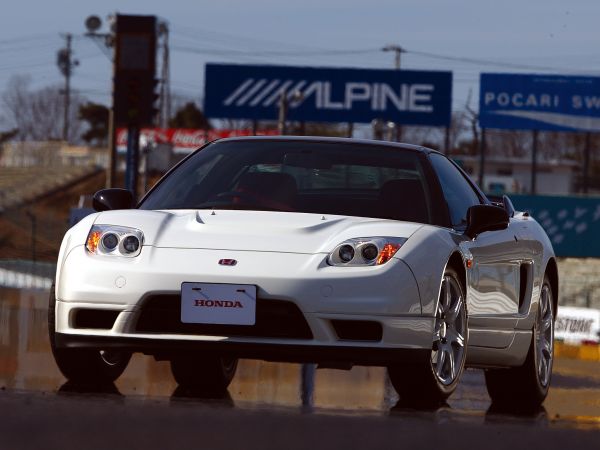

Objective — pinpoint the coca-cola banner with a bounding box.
[116,128,279,153]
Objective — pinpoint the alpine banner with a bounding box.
[479,73,600,131]
[204,63,452,125]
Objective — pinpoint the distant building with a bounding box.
[451,154,578,195]
[0,141,108,168]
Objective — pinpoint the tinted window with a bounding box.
[141,140,434,224]
[429,153,481,227]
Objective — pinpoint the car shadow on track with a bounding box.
[170,386,235,407]
[389,398,548,427]
[57,381,124,398]
[485,403,549,426]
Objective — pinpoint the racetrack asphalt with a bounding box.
[2,287,600,449]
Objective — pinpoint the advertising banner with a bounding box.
[510,194,600,257]
[555,306,600,344]
[116,128,278,153]
[480,73,600,131]
[204,63,452,125]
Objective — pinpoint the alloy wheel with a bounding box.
[536,284,554,387]
[432,275,467,386]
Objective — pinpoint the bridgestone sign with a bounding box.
[204,64,452,126]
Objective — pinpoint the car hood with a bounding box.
[93,209,423,254]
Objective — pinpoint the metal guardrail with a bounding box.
[0,260,55,290]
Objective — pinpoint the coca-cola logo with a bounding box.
[172,130,208,147]
[116,128,279,150]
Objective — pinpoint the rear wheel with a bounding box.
[48,284,131,384]
[388,267,468,406]
[170,354,238,394]
[485,275,554,409]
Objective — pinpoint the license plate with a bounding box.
[180,283,256,325]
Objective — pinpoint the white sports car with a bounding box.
[50,137,557,407]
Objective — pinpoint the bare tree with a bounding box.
[2,75,84,142]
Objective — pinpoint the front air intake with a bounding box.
[72,309,120,330]
[331,320,383,342]
[136,295,313,340]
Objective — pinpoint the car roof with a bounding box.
[214,135,441,155]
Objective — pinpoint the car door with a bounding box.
[429,154,521,347]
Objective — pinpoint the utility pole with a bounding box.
[478,129,487,188]
[83,15,115,186]
[583,132,592,194]
[382,44,404,141]
[158,22,171,128]
[382,44,403,70]
[531,130,539,195]
[278,89,288,135]
[277,89,303,135]
[57,33,77,142]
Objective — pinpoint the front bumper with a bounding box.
[54,333,431,366]
[55,246,434,362]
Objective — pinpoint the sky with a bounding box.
[2,0,600,122]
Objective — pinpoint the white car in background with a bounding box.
[50,136,558,407]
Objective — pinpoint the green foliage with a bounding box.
[78,102,109,146]
[168,102,211,129]
[0,128,18,145]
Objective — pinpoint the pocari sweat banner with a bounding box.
[479,73,600,132]
[204,64,452,125]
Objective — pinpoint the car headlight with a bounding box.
[327,237,407,266]
[85,225,144,257]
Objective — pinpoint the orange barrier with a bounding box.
[555,341,600,361]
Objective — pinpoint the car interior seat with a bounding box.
[378,179,429,223]
[235,172,298,210]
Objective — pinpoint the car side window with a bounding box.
[429,154,481,228]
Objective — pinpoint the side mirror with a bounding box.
[465,204,509,239]
[502,195,515,218]
[92,189,134,212]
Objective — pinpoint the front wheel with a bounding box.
[485,275,554,409]
[388,267,468,406]
[48,284,131,384]
[170,354,238,394]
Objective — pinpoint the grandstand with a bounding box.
[0,166,103,212]
[0,147,106,262]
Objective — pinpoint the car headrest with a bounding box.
[237,172,298,205]
[379,179,429,224]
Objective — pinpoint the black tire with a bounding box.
[48,284,131,384]
[485,275,555,409]
[388,266,468,407]
[170,354,238,394]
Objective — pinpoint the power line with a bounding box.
[0,32,56,46]
[0,41,58,55]
[171,24,334,52]
[171,44,378,57]
[405,49,600,73]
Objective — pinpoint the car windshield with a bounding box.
[140,140,434,223]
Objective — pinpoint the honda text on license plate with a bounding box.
[181,283,257,325]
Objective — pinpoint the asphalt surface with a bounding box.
[2,287,600,449]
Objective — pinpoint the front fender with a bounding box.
[395,226,466,316]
